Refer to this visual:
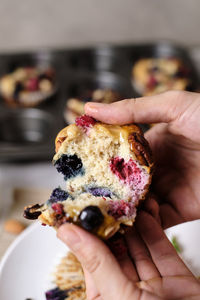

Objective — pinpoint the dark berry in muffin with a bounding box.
[47,188,69,205]
[79,205,104,232]
[54,154,84,180]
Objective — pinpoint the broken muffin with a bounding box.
[24,115,153,239]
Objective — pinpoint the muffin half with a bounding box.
[24,115,153,239]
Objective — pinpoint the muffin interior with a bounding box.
[54,122,150,205]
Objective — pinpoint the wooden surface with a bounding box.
[0,188,51,260]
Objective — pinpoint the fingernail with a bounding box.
[58,225,81,251]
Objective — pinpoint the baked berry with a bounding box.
[110,157,142,186]
[108,200,136,219]
[110,157,126,181]
[45,287,67,300]
[13,82,23,100]
[75,115,96,130]
[79,205,104,231]
[54,154,83,180]
[147,76,158,89]
[23,204,42,220]
[48,187,68,205]
[26,78,39,91]
[151,66,159,72]
[87,186,112,198]
[38,73,49,81]
[51,203,64,215]
[174,66,190,78]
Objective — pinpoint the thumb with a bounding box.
[57,224,138,300]
[84,90,199,126]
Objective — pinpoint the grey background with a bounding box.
[0,0,200,52]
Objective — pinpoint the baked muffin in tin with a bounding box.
[64,89,121,124]
[0,67,56,107]
[132,57,191,96]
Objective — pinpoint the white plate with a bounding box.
[165,220,200,277]
[0,220,200,300]
[0,222,67,300]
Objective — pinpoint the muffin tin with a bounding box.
[0,42,199,162]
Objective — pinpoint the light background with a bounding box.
[1,0,200,52]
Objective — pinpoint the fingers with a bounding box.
[83,267,102,300]
[106,234,139,282]
[125,227,160,281]
[117,251,139,282]
[85,90,197,125]
[57,224,139,300]
[136,211,192,277]
[142,194,161,225]
[159,203,184,229]
[144,123,168,153]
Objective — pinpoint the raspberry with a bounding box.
[110,157,126,181]
[147,76,158,89]
[108,200,136,219]
[51,203,64,215]
[75,115,96,130]
[26,78,39,91]
[110,157,142,186]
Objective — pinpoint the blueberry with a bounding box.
[54,154,83,180]
[45,287,67,300]
[45,287,81,300]
[38,73,49,81]
[47,187,69,205]
[79,206,104,231]
[13,82,23,101]
[86,186,112,198]
[151,66,159,72]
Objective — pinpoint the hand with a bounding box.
[85,90,200,228]
[58,211,200,300]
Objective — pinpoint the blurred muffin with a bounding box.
[64,89,121,124]
[132,57,191,96]
[0,67,56,107]
[45,252,86,300]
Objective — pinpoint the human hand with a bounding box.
[85,91,200,228]
[58,211,200,300]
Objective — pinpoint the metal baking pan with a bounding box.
[0,42,199,162]
[60,46,127,74]
[65,71,133,100]
[0,50,66,162]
